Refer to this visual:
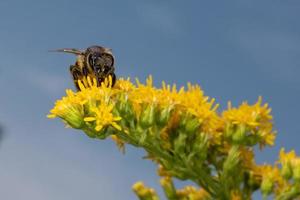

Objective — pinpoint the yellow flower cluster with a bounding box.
[279,148,300,182]
[243,148,300,197]
[175,186,209,200]
[132,182,159,200]
[48,76,122,134]
[49,76,275,147]
[48,75,300,199]
[117,76,221,145]
[222,97,275,147]
[48,89,84,128]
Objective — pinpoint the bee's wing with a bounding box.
[49,48,84,55]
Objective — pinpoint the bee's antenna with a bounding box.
[49,48,84,55]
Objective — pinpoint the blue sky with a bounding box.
[0,1,299,199]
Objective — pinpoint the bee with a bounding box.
[52,45,116,90]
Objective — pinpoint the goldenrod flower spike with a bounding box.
[49,75,300,200]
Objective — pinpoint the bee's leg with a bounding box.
[82,66,88,77]
[70,65,83,91]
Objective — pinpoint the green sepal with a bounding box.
[140,104,156,128]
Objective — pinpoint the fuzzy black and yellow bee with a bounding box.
[52,45,116,90]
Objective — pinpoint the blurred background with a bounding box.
[0,1,299,199]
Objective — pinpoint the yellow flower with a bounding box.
[48,76,122,131]
[132,182,159,200]
[84,103,122,132]
[77,76,115,103]
[177,83,221,142]
[279,148,300,181]
[128,76,221,144]
[176,186,209,200]
[222,97,275,147]
[279,148,296,165]
[48,89,84,128]
[223,97,272,126]
[251,164,288,195]
[49,74,299,199]
[114,77,135,92]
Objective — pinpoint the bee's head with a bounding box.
[85,46,114,72]
[86,45,112,55]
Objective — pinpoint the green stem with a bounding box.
[116,130,220,197]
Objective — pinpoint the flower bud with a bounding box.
[132,182,159,200]
[116,100,126,113]
[281,162,293,180]
[223,146,240,174]
[185,118,200,134]
[261,176,273,196]
[60,105,84,129]
[178,113,200,134]
[192,133,208,162]
[66,114,84,129]
[117,99,135,121]
[174,132,187,155]
[224,123,234,138]
[157,106,172,127]
[140,104,156,128]
[132,181,145,193]
[292,159,300,182]
[160,177,177,199]
[232,124,246,144]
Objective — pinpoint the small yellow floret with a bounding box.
[222,97,275,147]
[84,103,122,132]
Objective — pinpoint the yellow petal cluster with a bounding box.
[48,76,121,132]
[279,148,297,165]
[48,89,84,128]
[176,186,209,200]
[222,97,275,147]
[279,148,300,182]
[84,103,122,131]
[127,76,221,143]
[132,182,159,200]
[48,75,300,200]
[49,75,277,152]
